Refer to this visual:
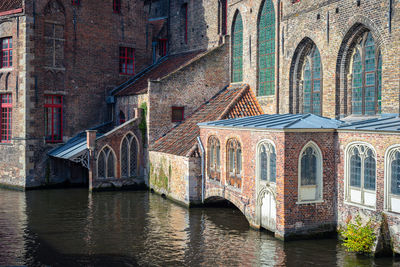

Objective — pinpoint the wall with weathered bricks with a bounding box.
[147,42,230,144]
[149,151,201,206]
[337,131,400,254]
[226,0,400,116]
[18,0,152,187]
[0,10,27,189]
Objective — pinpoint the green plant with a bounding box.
[340,215,376,254]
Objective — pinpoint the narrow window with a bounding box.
[1,37,12,68]
[298,143,322,202]
[385,147,400,213]
[391,151,400,196]
[257,0,275,96]
[347,144,376,207]
[71,0,80,5]
[232,12,243,83]
[258,142,276,183]
[44,95,63,143]
[0,94,12,143]
[121,133,138,178]
[113,0,121,13]
[181,3,188,44]
[158,39,167,57]
[208,136,221,182]
[218,0,227,35]
[303,48,322,115]
[44,23,65,68]
[171,106,184,122]
[227,139,242,189]
[119,110,126,125]
[97,147,116,179]
[119,47,135,75]
[351,32,381,115]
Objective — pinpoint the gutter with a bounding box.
[197,136,205,203]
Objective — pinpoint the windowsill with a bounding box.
[119,73,135,77]
[343,200,376,211]
[296,199,324,205]
[0,67,13,72]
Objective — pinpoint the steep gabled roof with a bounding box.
[150,84,263,156]
[0,0,22,13]
[114,50,205,96]
[198,113,342,130]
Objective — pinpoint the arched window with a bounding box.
[227,138,242,189]
[351,32,381,115]
[346,143,376,207]
[298,142,323,202]
[208,136,221,181]
[258,141,276,183]
[257,0,275,96]
[97,146,116,179]
[385,146,400,213]
[218,0,227,35]
[290,39,322,115]
[120,133,138,178]
[232,12,243,83]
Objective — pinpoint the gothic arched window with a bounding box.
[257,0,275,96]
[346,143,376,207]
[218,0,227,35]
[232,11,243,83]
[258,141,276,183]
[208,136,221,181]
[385,146,400,213]
[227,138,242,188]
[97,146,116,179]
[120,133,138,178]
[350,32,382,115]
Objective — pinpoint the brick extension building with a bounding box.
[0,0,399,253]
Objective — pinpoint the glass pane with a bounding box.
[98,152,106,178]
[391,152,400,195]
[236,147,242,174]
[301,147,317,186]
[130,138,137,176]
[216,143,220,168]
[260,145,268,181]
[350,148,361,187]
[107,152,115,178]
[303,60,311,113]
[270,147,276,183]
[377,54,382,114]
[121,138,129,177]
[352,49,363,115]
[232,13,243,83]
[364,150,376,190]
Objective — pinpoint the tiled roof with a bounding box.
[198,113,342,130]
[338,114,400,132]
[115,50,205,96]
[150,84,263,156]
[0,0,22,13]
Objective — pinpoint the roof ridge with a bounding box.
[218,84,250,120]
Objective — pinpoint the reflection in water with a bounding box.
[0,188,398,266]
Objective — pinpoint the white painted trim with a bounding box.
[296,199,324,205]
[384,144,400,213]
[297,141,323,202]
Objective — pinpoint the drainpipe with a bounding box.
[197,136,205,203]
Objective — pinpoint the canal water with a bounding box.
[0,188,398,266]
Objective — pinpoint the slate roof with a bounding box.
[0,0,22,13]
[114,50,205,96]
[150,84,263,156]
[338,114,400,132]
[198,113,342,130]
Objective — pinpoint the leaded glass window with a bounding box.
[232,12,243,83]
[258,142,276,183]
[391,151,400,195]
[257,0,275,96]
[302,47,321,115]
[347,144,376,207]
[97,146,116,179]
[120,133,138,178]
[208,136,221,181]
[351,32,382,115]
[227,139,242,188]
[301,147,317,186]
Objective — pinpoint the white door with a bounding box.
[260,190,276,232]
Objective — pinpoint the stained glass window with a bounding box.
[351,32,381,115]
[232,12,243,83]
[257,0,275,96]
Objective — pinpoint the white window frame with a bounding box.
[385,144,400,214]
[256,139,277,186]
[97,145,117,179]
[297,141,323,204]
[120,132,139,178]
[344,142,377,209]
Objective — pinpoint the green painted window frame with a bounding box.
[302,48,322,115]
[232,12,243,83]
[257,0,275,96]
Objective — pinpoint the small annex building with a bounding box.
[198,113,400,252]
[149,84,263,206]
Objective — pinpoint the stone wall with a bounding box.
[147,42,230,143]
[149,151,201,206]
[226,0,400,116]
